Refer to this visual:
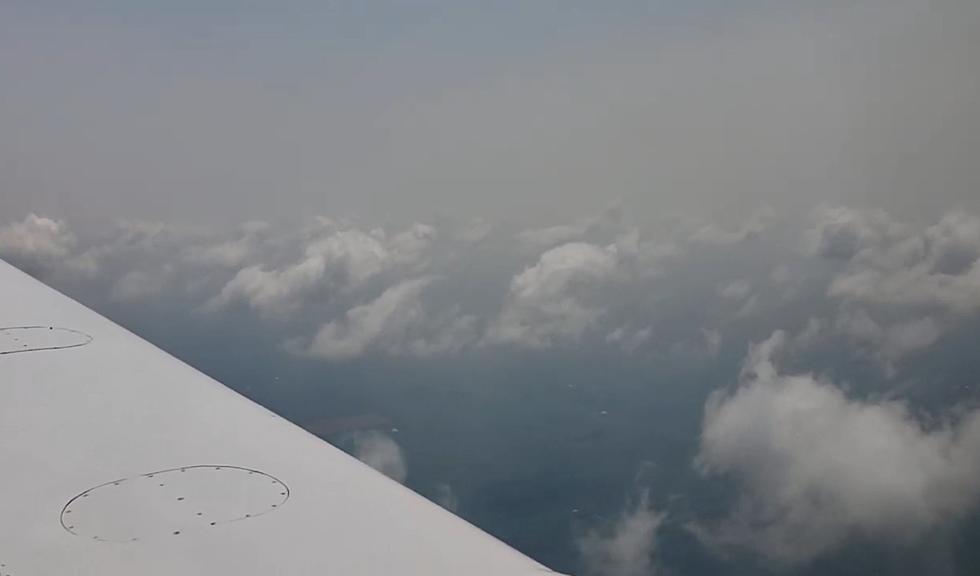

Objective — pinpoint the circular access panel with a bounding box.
[0,326,92,355]
[61,466,289,543]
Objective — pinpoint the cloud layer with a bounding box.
[5,204,980,573]
[5,206,979,370]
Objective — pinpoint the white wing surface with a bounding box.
[0,260,564,576]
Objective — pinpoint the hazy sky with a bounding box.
[2,0,978,230]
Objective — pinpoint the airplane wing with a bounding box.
[0,259,564,575]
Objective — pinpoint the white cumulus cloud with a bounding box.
[0,213,75,263]
[306,276,476,360]
[209,223,434,317]
[696,330,980,564]
[350,431,407,484]
[820,209,980,314]
[488,242,625,348]
[578,491,666,576]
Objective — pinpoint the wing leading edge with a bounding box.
[0,260,564,575]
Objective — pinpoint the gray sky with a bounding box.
[2,0,978,230]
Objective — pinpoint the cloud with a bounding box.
[717,279,752,301]
[305,276,477,360]
[183,221,269,269]
[517,203,627,251]
[350,431,407,484]
[689,207,773,247]
[834,309,941,376]
[820,209,980,314]
[669,327,723,361]
[0,213,75,264]
[696,331,980,564]
[605,325,653,354]
[805,208,980,372]
[504,206,681,352]
[577,490,665,576]
[209,228,388,316]
[69,219,204,280]
[4,214,476,362]
[209,222,435,317]
[453,218,494,245]
[0,215,180,284]
[807,206,898,260]
[0,209,781,360]
[787,309,940,377]
[433,483,459,513]
[518,223,591,252]
[487,242,625,348]
[13,206,975,373]
[110,266,175,303]
[925,212,980,276]
[0,214,480,361]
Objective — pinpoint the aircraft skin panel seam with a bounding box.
[0,325,93,355]
[59,465,292,542]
